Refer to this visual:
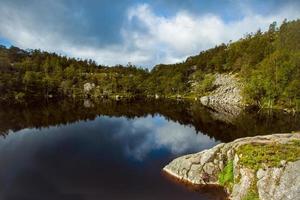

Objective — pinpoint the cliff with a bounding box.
[163,133,300,200]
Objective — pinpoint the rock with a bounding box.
[163,133,300,200]
[163,143,225,185]
[257,160,300,200]
[199,73,244,116]
[115,95,122,101]
[83,82,95,95]
[200,96,210,105]
[231,168,255,200]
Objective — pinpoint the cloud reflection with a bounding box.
[0,114,219,162]
[103,115,219,160]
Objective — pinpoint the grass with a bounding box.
[236,140,300,171]
[218,160,234,190]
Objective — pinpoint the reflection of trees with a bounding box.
[0,99,299,142]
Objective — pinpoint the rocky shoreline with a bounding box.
[163,133,300,200]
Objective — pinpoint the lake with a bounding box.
[0,99,299,200]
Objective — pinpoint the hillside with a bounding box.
[0,19,299,110]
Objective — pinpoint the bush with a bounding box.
[195,73,215,96]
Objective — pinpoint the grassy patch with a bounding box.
[218,160,234,190]
[237,140,300,171]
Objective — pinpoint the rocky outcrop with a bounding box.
[200,73,244,115]
[163,133,300,200]
[256,160,300,200]
[83,82,95,96]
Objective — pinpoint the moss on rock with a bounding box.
[218,160,234,191]
[236,140,300,170]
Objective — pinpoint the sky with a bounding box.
[0,0,299,68]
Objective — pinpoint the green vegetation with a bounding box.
[218,160,234,190]
[243,186,259,200]
[236,140,300,171]
[184,20,300,109]
[194,73,216,96]
[0,48,149,101]
[1,19,299,109]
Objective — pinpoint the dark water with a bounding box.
[0,99,299,200]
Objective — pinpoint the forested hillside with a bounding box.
[0,19,299,109]
[147,19,300,109]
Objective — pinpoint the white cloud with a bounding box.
[0,2,299,68]
[124,3,300,66]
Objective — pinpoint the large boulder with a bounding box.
[163,133,300,200]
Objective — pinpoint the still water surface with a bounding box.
[0,99,299,200]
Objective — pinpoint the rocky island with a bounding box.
[163,133,300,200]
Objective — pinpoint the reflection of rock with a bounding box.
[83,99,94,108]
[200,74,244,116]
[163,133,300,200]
[206,107,241,124]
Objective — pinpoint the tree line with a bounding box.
[0,19,299,109]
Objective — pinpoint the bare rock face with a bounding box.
[200,73,244,116]
[231,168,255,200]
[257,160,300,200]
[163,143,225,184]
[163,133,300,200]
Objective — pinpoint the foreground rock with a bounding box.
[200,73,244,116]
[163,133,300,200]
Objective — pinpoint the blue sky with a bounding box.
[0,0,299,68]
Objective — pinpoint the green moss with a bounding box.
[237,140,300,171]
[218,160,234,190]
[291,139,300,146]
[243,190,259,200]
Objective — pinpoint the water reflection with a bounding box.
[0,99,299,199]
[0,99,299,141]
[101,115,218,160]
[0,107,224,200]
